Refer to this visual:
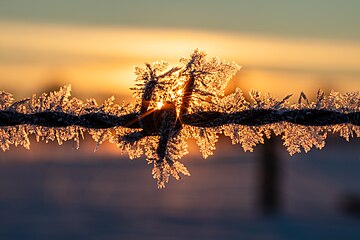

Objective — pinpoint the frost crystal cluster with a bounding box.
[0,50,359,188]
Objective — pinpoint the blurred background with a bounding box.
[0,0,360,239]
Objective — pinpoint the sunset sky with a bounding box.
[1,0,359,100]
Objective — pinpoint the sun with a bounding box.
[156,101,164,109]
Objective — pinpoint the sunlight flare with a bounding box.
[156,101,164,110]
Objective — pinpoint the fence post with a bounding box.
[258,136,281,215]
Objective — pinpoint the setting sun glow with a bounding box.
[156,101,164,110]
[0,22,359,100]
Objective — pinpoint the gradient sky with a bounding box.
[0,0,359,99]
[1,0,360,41]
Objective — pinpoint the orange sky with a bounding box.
[1,22,360,101]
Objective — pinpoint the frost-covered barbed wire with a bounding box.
[0,50,359,188]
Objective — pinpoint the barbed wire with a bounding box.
[1,50,359,188]
[0,108,359,128]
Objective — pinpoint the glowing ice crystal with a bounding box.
[0,50,359,188]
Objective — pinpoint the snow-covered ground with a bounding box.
[0,136,359,240]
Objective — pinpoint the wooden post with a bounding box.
[258,136,281,215]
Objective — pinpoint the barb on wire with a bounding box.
[0,50,359,188]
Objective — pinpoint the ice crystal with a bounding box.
[222,125,265,152]
[0,91,14,110]
[179,49,240,114]
[0,50,359,188]
[281,124,327,155]
[212,87,249,112]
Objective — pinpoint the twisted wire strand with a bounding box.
[0,108,359,129]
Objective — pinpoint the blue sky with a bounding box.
[1,0,360,41]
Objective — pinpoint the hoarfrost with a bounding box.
[0,50,359,188]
